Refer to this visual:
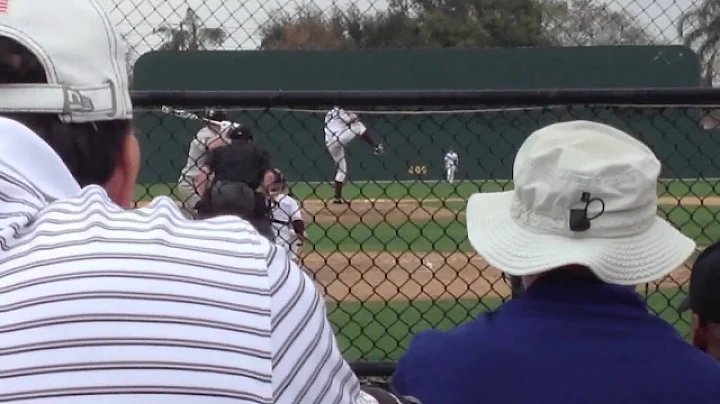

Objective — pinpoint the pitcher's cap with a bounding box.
[0,0,133,123]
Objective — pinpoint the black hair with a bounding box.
[0,37,132,187]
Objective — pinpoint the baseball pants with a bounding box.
[326,124,366,183]
[445,166,457,183]
[175,179,202,218]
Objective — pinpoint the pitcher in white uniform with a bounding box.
[263,169,306,262]
[324,106,385,204]
[175,108,231,217]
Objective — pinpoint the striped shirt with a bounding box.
[0,186,364,404]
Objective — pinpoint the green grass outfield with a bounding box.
[134,178,720,247]
[331,288,691,361]
[310,204,720,249]
[134,178,720,201]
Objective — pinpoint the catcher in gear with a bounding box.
[263,168,306,263]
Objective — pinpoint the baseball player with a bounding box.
[175,108,232,217]
[263,169,306,263]
[324,106,384,204]
[263,168,305,263]
[444,147,459,183]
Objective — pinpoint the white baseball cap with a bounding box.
[0,0,132,123]
[466,120,695,285]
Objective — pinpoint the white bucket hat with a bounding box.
[0,0,133,123]
[466,120,695,285]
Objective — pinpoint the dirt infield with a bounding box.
[134,194,707,303]
[304,250,505,302]
[298,195,703,302]
[303,249,691,303]
[303,198,460,225]
[301,194,720,226]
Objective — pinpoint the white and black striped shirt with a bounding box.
[0,186,364,404]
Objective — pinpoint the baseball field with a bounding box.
[134,178,714,361]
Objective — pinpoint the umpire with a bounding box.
[194,125,274,239]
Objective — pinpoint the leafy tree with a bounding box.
[259,0,549,50]
[678,0,720,86]
[260,5,351,50]
[541,0,654,46]
[154,7,227,51]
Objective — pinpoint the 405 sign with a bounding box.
[407,164,428,175]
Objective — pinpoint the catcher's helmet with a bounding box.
[205,107,228,122]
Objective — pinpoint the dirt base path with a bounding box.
[302,250,691,303]
[299,195,701,302]
[304,251,505,302]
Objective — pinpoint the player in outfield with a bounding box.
[324,106,385,204]
[444,147,459,183]
[175,108,232,217]
[263,169,306,263]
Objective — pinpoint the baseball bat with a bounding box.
[160,106,226,127]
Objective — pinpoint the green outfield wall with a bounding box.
[134,46,709,183]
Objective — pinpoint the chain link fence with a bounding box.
[133,88,716,373]
[108,0,718,84]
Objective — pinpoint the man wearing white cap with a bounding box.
[0,2,409,403]
[391,121,720,403]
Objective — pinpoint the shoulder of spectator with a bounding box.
[264,240,317,307]
[263,243,364,402]
[395,315,495,379]
[134,201,267,255]
[392,329,440,388]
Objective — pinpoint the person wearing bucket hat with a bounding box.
[391,121,720,403]
[0,2,390,403]
[677,241,720,360]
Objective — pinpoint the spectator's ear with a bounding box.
[692,314,709,352]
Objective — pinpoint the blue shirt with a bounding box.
[392,274,720,404]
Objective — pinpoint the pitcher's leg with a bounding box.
[327,140,348,203]
[175,179,201,218]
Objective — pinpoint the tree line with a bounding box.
[138,0,720,83]
[259,0,653,49]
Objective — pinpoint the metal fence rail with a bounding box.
[133,88,718,374]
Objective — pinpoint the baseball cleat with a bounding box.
[331,198,350,205]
